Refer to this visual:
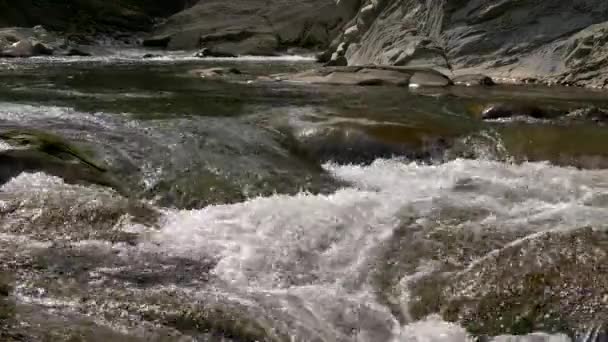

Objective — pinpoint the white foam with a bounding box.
[0,101,115,128]
[21,53,316,64]
[140,158,608,340]
[148,158,608,281]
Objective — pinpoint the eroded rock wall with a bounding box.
[331,0,608,87]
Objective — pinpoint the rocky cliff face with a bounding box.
[330,0,608,87]
[146,0,348,54]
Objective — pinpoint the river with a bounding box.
[0,53,607,341]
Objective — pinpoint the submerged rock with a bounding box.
[480,103,559,120]
[0,27,61,58]
[146,0,347,54]
[0,130,123,192]
[327,0,608,88]
[285,122,451,164]
[0,40,33,57]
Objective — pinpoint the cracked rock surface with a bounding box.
[329,0,608,88]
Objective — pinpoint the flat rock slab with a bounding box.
[283,65,452,87]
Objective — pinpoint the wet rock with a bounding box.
[0,130,123,192]
[453,74,495,87]
[286,122,450,164]
[480,103,556,120]
[0,27,62,58]
[285,65,450,87]
[142,53,161,59]
[325,54,348,66]
[0,40,34,57]
[193,47,236,58]
[0,273,11,298]
[436,227,608,336]
[327,0,608,88]
[31,41,54,55]
[148,0,347,53]
[409,70,452,88]
[189,67,243,78]
[564,107,608,124]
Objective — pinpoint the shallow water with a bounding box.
[0,54,608,341]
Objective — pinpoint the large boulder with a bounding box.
[328,0,608,88]
[144,0,348,54]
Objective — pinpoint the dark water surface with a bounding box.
[0,55,608,341]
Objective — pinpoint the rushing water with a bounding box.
[1,53,608,341]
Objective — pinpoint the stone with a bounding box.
[285,65,449,87]
[481,103,552,120]
[147,0,348,53]
[0,40,34,57]
[193,47,236,58]
[31,41,54,55]
[0,130,122,192]
[453,74,495,87]
[409,70,452,88]
[329,0,608,88]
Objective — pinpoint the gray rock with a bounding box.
[564,107,608,124]
[453,74,495,87]
[284,65,449,87]
[0,40,34,57]
[329,0,608,88]
[325,54,348,66]
[147,0,348,54]
[409,70,452,88]
[193,48,236,58]
[0,27,62,57]
[481,103,553,120]
[32,41,54,55]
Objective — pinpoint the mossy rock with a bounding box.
[0,129,106,172]
[0,129,126,193]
